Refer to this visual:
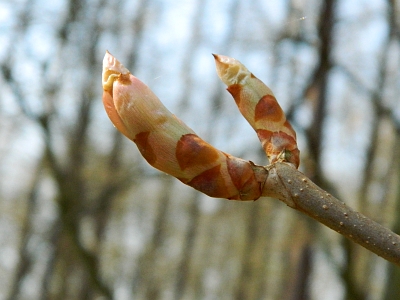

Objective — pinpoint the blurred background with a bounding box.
[1,0,400,299]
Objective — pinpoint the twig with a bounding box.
[265,162,400,266]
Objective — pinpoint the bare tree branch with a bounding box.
[267,162,400,266]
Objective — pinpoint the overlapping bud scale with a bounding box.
[102,51,263,200]
[213,54,299,168]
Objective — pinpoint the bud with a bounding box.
[102,51,264,200]
[213,54,300,168]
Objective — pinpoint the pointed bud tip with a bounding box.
[103,51,130,75]
[212,54,249,86]
[102,51,130,91]
[212,54,239,65]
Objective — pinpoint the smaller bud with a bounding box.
[213,54,300,168]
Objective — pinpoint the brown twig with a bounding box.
[262,162,400,266]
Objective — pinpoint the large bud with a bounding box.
[102,51,264,200]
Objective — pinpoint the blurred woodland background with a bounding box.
[1,0,400,299]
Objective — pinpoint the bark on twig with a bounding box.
[263,162,400,266]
